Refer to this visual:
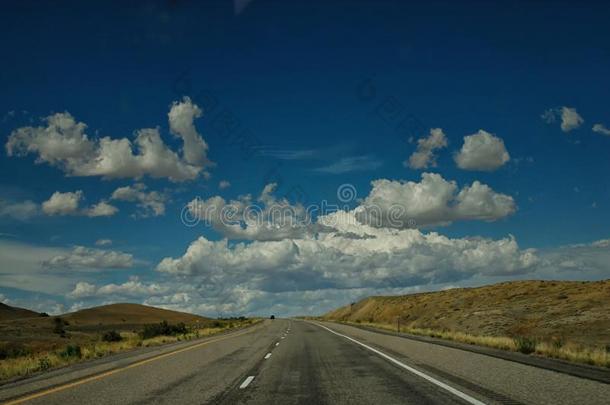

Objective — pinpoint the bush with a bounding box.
[102,330,123,342]
[139,321,188,339]
[0,342,31,359]
[39,312,50,317]
[60,344,82,359]
[38,357,51,371]
[53,317,66,337]
[514,336,537,354]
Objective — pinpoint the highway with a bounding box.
[1,319,609,404]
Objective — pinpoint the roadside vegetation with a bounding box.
[0,317,259,381]
[339,320,610,368]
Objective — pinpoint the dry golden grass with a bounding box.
[337,320,610,367]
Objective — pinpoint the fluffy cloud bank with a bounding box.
[80,234,608,317]
[406,128,447,169]
[153,208,537,314]
[454,130,510,171]
[5,97,212,182]
[356,173,515,228]
[185,183,329,241]
[186,174,515,242]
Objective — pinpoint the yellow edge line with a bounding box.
[2,326,258,405]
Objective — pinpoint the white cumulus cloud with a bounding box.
[41,191,117,217]
[111,183,166,217]
[69,277,168,298]
[42,191,83,216]
[454,130,510,171]
[86,201,119,217]
[355,173,515,228]
[542,106,584,132]
[186,183,328,241]
[5,98,212,182]
[405,128,448,169]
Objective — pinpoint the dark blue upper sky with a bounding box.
[1,1,609,315]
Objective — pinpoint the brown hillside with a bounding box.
[62,303,210,326]
[0,303,214,357]
[324,280,610,346]
[0,303,41,321]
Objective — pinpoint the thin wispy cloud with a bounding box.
[313,156,382,174]
[256,148,318,160]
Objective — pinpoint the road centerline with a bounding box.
[239,376,255,389]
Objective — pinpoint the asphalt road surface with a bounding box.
[1,319,609,404]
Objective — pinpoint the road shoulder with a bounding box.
[324,321,610,384]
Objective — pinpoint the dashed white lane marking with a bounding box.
[281,336,285,339]
[314,323,487,405]
[239,376,255,389]
[275,342,280,346]
[264,352,272,359]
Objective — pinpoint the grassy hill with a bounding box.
[325,280,610,345]
[62,303,209,326]
[324,280,610,367]
[0,303,41,321]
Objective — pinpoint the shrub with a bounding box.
[60,345,82,359]
[38,357,51,371]
[514,336,537,354]
[0,342,31,359]
[102,330,123,342]
[139,321,188,339]
[53,317,66,337]
[39,312,50,317]
[551,337,564,350]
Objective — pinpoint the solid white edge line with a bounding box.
[314,323,487,405]
[239,375,255,389]
[264,353,272,359]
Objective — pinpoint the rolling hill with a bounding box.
[0,302,218,359]
[62,303,210,326]
[324,279,610,346]
[0,302,41,321]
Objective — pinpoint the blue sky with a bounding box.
[1,1,609,316]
